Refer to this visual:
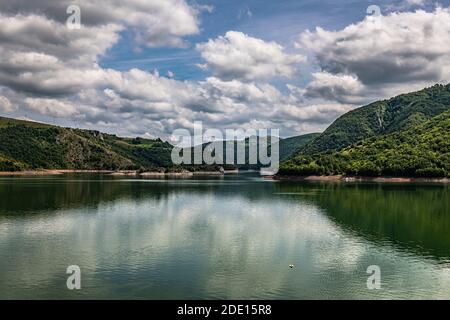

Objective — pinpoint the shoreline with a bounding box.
[111,171,224,177]
[272,175,450,183]
[0,169,225,177]
[0,169,116,176]
[1,170,449,183]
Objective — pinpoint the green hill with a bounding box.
[297,84,450,156]
[279,110,450,177]
[0,117,174,172]
[279,133,321,160]
[183,133,320,170]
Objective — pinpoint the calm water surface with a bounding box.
[0,173,449,299]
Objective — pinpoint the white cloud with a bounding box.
[0,13,121,66]
[197,31,306,81]
[296,8,450,105]
[303,72,368,105]
[25,98,77,117]
[277,103,353,124]
[406,0,427,6]
[0,13,122,97]
[0,96,15,112]
[0,0,203,48]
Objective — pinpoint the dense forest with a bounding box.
[296,84,450,156]
[279,84,450,178]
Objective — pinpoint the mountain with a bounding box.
[279,93,450,178]
[0,116,318,173]
[296,84,450,156]
[184,133,320,170]
[0,117,175,172]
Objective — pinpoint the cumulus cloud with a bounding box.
[0,12,122,97]
[297,8,450,104]
[0,0,202,48]
[0,14,122,65]
[25,98,77,117]
[302,72,369,105]
[277,103,353,125]
[197,31,306,81]
[0,96,15,112]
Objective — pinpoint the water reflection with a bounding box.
[0,174,449,299]
[275,182,450,262]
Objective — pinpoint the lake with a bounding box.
[0,173,449,299]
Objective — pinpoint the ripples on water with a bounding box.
[0,173,449,299]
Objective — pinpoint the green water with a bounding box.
[0,173,449,299]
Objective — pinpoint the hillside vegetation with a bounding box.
[297,84,450,156]
[0,116,318,172]
[279,86,450,177]
[0,117,174,172]
[279,133,320,160]
[183,133,320,170]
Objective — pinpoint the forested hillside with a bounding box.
[0,117,173,172]
[183,133,320,170]
[279,110,450,177]
[297,84,450,156]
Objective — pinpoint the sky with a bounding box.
[0,0,449,140]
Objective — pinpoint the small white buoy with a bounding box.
[289,264,294,269]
